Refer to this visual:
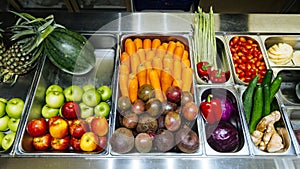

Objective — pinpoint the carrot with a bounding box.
[119,63,130,75]
[172,79,183,88]
[120,52,131,71]
[166,41,176,56]
[130,53,140,74]
[137,63,147,87]
[173,46,184,60]
[137,48,146,63]
[125,38,133,45]
[156,45,166,58]
[149,69,164,102]
[128,73,139,103]
[125,40,136,56]
[162,42,168,50]
[163,55,174,74]
[152,39,161,50]
[146,50,155,61]
[182,58,191,68]
[182,50,189,60]
[151,56,163,78]
[176,41,185,48]
[173,59,182,80]
[144,61,152,84]
[134,38,143,50]
[161,68,174,95]
[119,73,129,97]
[143,39,152,51]
[181,67,193,92]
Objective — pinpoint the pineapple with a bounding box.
[0,26,5,68]
[0,12,59,85]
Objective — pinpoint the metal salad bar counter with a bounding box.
[1,12,300,169]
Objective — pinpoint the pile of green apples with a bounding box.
[26,83,112,152]
[0,97,25,151]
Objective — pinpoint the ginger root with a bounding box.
[250,111,284,153]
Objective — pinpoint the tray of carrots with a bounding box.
[109,34,202,155]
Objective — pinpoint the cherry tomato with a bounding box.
[245,71,252,77]
[230,36,266,83]
[245,77,252,83]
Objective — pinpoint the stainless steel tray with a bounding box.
[260,35,300,67]
[193,35,234,85]
[0,60,43,156]
[197,85,250,156]
[271,68,300,107]
[225,35,270,85]
[15,33,119,156]
[283,107,300,155]
[109,33,203,156]
[237,86,296,156]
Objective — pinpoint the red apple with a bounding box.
[182,102,198,121]
[51,136,70,151]
[96,136,107,152]
[48,115,62,126]
[69,119,89,138]
[80,132,99,152]
[27,118,48,137]
[49,116,69,139]
[166,86,182,104]
[61,101,81,120]
[90,117,109,137]
[32,133,51,150]
[70,137,82,151]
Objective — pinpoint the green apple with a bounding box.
[0,132,4,149]
[82,89,101,107]
[79,102,94,118]
[6,98,24,119]
[94,102,110,118]
[0,98,7,104]
[0,115,9,131]
[41,104,59,119]
[46,91,65,109]
[2,132,16,150]
[82,84,96,92]
[46,84,63,95]
[97,85,112,101]
[63,85,84,102]
[0,100,6,118]
[8,118,20,132]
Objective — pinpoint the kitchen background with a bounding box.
[0,0,300,13]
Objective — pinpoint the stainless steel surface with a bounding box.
[1,12,300,169]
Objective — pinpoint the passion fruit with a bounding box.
[117,96,132,111]
[138,84,155,102]
[175,128,199,153]
[136,114,158,133]
[110,127,134,154]
[122,112,138,129]
[145,98,163,117]
[135,133,153,153]
[154,129,175,152]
